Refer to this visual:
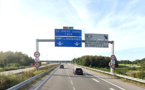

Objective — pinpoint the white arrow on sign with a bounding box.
[74,42,79,46]
[57,42,63,45]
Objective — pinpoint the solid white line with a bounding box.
[94,75,125,90]
[109,88,115,90]
[85,70,125,90]
[92,78,100,82]
[73,87,76,90]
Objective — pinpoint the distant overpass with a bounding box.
[39,60,71,63]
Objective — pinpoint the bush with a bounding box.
[135,71,145,79]
[132,73,136,78]
[0,74,25,89]
[128,67,136,70]
[7,63,21,67]
[89,65,92,68]
[23,71,35,78]
[72,55,116,68]
[0,64,58,89]
[115,69,128,75]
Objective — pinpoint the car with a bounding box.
[73,67,83,75]
[60,64,64,68]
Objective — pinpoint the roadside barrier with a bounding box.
[7,65,59,90]
[78,65,145,84]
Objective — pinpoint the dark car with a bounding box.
[60,64,64,68]
[73,67,83,75]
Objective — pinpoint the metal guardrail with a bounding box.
[78,65,145,84]
[7,65,59,90]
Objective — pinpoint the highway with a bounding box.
[27,63,145,90]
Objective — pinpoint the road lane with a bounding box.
[72,64,145,90]
[67,64,123,90]
[40,64,73,90]
[37,63,145,90]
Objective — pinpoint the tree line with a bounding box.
[71,55,118,68]
[0,51,34,67]
[118,58,145,67]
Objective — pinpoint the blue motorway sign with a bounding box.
[55,29,81,36]
[55,37,82,47]
[55,29,82,47]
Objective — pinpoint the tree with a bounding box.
[0,51,34,67]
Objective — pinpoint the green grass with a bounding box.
[0,66,34,72]
[0,64,58,90]
[95,67,110,72]
[119,64,139,66]
[77,64,145,87]
[84,64,145,79]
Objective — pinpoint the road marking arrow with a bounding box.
[74,42,79,46]
[57,42,63,45]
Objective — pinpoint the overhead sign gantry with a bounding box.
[35,26,115,73]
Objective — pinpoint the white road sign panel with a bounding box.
[85,34,108,41]
[85,40,108,47]
[85,34,108,48]
[35,58,39,61]
[111,60,115,65]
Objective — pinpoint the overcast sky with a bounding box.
[0,0,145,61]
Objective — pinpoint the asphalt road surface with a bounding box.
[28,63,145,90]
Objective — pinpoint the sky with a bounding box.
[0,0,145,61]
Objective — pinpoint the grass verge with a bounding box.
[0,64,58,90]
[77,64,145,88]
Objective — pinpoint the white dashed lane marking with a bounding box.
[70,80,73,85]
[85,70,126,90]
[92,78,100,82]
[66,69,76,90]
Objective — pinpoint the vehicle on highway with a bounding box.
[60,64,64,68]
[73,67,83,75]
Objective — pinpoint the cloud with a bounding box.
[68,0,145,59]
[1,0,145,60]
